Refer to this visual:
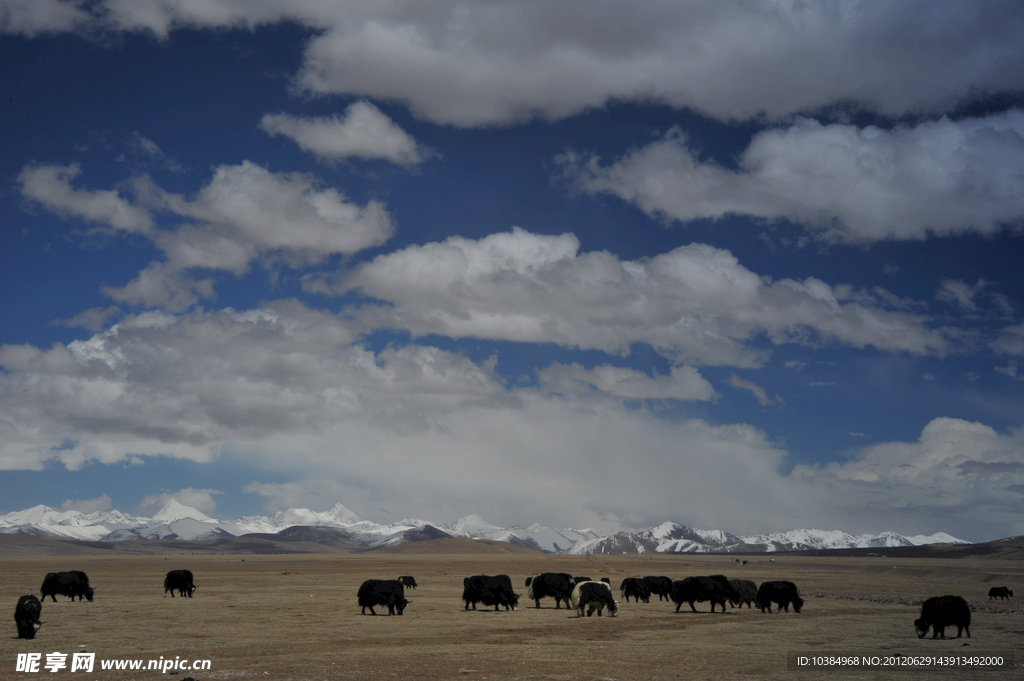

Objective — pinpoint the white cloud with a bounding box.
[121,131,184,172]
[729,374,784,407]
[995,361,1021,380]
[18,163,154,233]
[103,262,218,313]
[936,279,988,311]
[791,417,1024,539]
[993,323,1024,356]
[325,227,950,365]
[244,480,360,514]
[537,363,716,402]
[559,112,1024,243]
[0,300,813,531]
[61,493,113,514]
[54,306,123,332]
[136,160,395,260]
[260,101,431,166]
[1,298,1019,536]
[12,2,1024,127]
[134,488,223,517]
[0,0,92,36]
[20,161,395,312]
[292,2,1024,126]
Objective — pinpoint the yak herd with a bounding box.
[13,566,1010,642]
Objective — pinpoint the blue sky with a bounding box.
[1,1,1023,541]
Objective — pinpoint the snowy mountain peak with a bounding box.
[276,503,361,527]
[0,502,969,555]
[151,499,215,523]
[324,503,361,525]
[446,514,499,535]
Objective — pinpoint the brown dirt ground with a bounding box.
[1,551,1022,680]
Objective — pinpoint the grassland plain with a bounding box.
[1,548,1022,681]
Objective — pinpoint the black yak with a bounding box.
[462,575,519,611]
[40,571,93,603]
[14,595,42,639]
[357,579,409,615]
[619,577,651,603]
[670,575,737,613]
[643,576,673,602]
[757,580,803,613]
[525,573,575,609]
[164,570,197,598]
[728,578,758,609]
[915,596,971,639]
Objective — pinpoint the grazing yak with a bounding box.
[988,586,1013,600]
[670,575,737,613]
[40,571,93,603]
[643,576,673,602]
[462,575,519,611]
[728,579,759,609]
[357,579,409,616]
[525,573,575,609]
[398,575,418,589]
[619,577,651,603]
[14,595,42,639]
[915,596,971,639]
[757,581,803,613]
[164,570,197,598]
[571,581,618,618]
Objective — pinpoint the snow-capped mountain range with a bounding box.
[0,502,966,554]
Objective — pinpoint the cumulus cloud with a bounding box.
[792,417,1024,540]
[244,480,363,514]
[559,112,1024,243]
[729,375,784,407]
[54,306,123,332]
[260,101,431,166]
[1,297,1018,536]
[9,2,1024,126]
[61,493,113,514]
[995,361,1021,380]
[323,227,950,366]
[134,488,223,517]
[18,163,154,233]
[134,160,395,261]
[0,0,92,36]
[20,161,395,312]
[936,279,988,311]
[537,363,716,402]
[0,300,816,531]
[993,323,1024,356]
[293,1,1024,126]
[119,131,184,172]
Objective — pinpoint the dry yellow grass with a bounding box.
[1,550,1022,680]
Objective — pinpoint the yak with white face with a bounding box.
[571,581,618,618]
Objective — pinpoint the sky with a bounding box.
[1,1,1023,542]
